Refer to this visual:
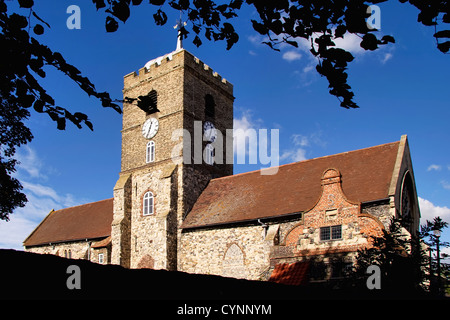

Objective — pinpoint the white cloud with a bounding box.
[303,64,315,73]
[427,164,442,171]
[280,148,307,162]
[381,52,393,64]
[419,197,450,225]
[280,134,308,163]
[296,32,365,56]
[0,147,86,250]
[280,132,325,164]
[233,109,264,163]
[292,134,309,147]
[15,146,45,179]
[333,33,365,55]
[0,215,37,250]
[441,180,450,190]
[282,50,302,62]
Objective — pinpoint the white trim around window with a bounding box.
[143,191,154,216]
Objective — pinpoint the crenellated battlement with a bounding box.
[123,49,233,93]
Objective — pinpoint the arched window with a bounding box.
[146,141,155,163]
[400,171,416,233]
[143,191,154,216]
[205,143,214,165]
[205,94,215,118]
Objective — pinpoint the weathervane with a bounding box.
[174,14,187,51]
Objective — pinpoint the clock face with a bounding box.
[142,118,159,139]
[203,121,217,142]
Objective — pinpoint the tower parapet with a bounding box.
[123,49,233,95]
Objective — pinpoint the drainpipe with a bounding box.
[86,239,91,261]
[258,219,269,238]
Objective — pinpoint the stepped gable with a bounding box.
[181,141,401,229]
[23,198,113,247]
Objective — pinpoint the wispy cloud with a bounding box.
[282,50,302,62]
[381,52,393,64]
[0,146,86,250]
[428,164,442,171]
[280,132,325,164]
[441,180,450,190]
[15,146,46,180]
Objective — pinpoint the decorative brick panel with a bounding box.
[275,168,384,261]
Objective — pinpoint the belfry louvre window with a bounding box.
[146,141,155,163]
[320,225,342,241]
[205,94,215,118]
[143,191,154,216]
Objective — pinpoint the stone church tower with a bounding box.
[111,47,234,270]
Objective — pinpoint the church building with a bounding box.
[23,43,421,282]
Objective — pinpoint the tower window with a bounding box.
[205,94,215,118]
[143,191,154,216]
[146,141,155,163]
[205,143,214,165]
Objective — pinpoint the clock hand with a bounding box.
[148,121,153,134]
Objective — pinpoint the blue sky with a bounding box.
[1,1,449,257]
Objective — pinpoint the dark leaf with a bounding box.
[150,0,166,5]
[22,95,35,108]
[360,33,378,50]
[285,39,298,48]
[417,8,438,26]
[85,120,94,131]
[33,24,44,35]
[262,41,280,52]
[334,25,347,38]
[225,32,239,50]
[327,48,354,63]
[92,0,106,10]
[270,20,283,35]
[32,12,51,28]
[33,100,44,113]
[443,13,450,24]
[153,9,168,26]
[105,16,119,32]
[188,9,199,21]
[18,0,34,8]
[111,0,131,23]
[229,0,243,10]
[434,30,450,39]
[132,0,143,5]
[381,35,395,43]
[193,35,202,47]
[0,1,7,13]
[74,112,88,121]
[251,19,268,35]
[437,41,450,53]
[56,117,66,130]
[10,13,28,30]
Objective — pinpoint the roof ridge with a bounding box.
[53,197,113,213]
[212,140,400,182]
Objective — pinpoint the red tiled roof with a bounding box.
[23,198,113,247]
[268,261,310,286]
[181,141,400,229]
